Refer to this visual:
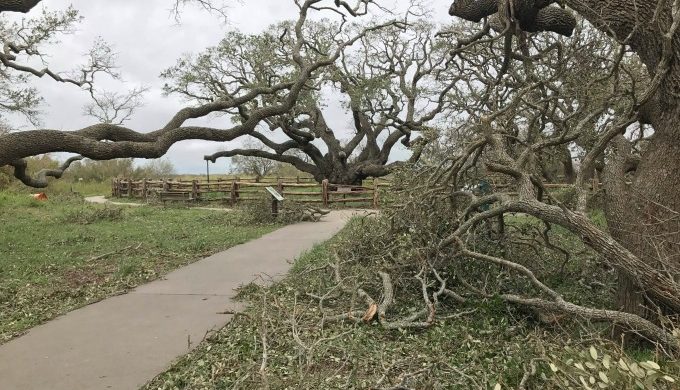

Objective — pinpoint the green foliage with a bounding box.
[0,7,82,122]
[543,344,678,389]
[60,206,124,225]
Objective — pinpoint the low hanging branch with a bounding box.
[10,156,84,188]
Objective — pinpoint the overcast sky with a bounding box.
[6,0,454,174]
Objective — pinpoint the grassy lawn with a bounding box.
[0,192,279,343]
[144,216,679,390]
[49,180,113,197]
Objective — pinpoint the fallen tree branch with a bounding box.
[86,243,141,262]
[453,238,679,355]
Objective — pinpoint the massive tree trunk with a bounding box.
[602,136,647,321]
[313,157,393,185]
[318,166,364,186]
[614,109,680,315]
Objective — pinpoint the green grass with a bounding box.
[38,180,112,196]
[0,191,279,343]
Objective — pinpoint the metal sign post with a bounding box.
[265,186,285,216]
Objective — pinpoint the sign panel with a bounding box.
[265,186,285,201]
[336,186,353,193]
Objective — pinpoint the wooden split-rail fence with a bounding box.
[112,174,601,209]
[111,177,392,208]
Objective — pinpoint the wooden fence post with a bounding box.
[277,178,284,195]
[322,179,329,207]
[373,178,379,209]
[142,179,148,200]
[231,179,238,205]
[192,180,199,201]
[127,179,133,198]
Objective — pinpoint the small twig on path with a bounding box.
[87,243,142,262]
[216,310,252,320]
[259,291,270,389]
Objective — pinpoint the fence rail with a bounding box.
[111,177,387,208]
[111,176,600,209]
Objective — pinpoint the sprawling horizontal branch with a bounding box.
[205,148,318,174]
[2,3,402,187]
[0,78,301,170]
[501,295,679,353]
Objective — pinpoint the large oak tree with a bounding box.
[0,0,398,186]
[170,21,452,184]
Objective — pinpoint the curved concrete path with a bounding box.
[0,211,359,390]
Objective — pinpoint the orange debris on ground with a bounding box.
[31,193,48,201]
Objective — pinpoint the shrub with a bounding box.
[61,206,124,225]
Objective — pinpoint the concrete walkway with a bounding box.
[0,211,358,390]
[85,195,144,207]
